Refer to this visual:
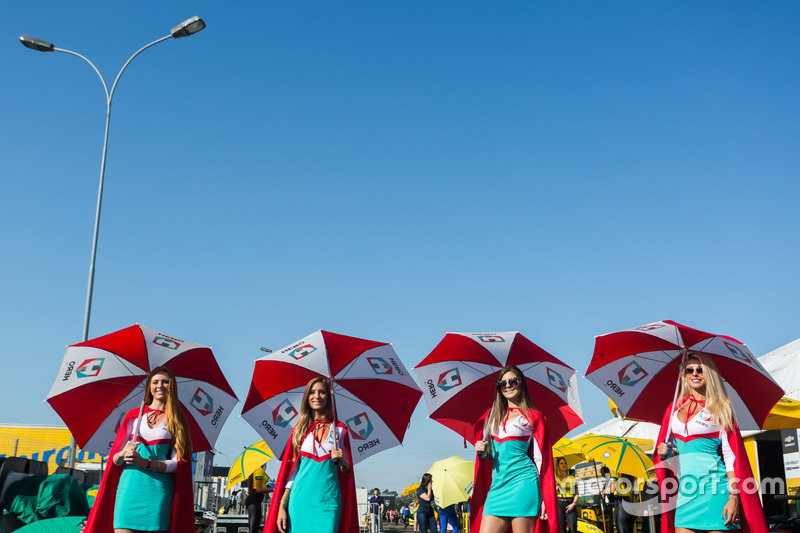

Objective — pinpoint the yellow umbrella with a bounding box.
[401,483,420,496]
[428,455,475,508]
[226,439,275,491]
[552,437,585,469]
[760,397,800,430]
[571,434,653,478]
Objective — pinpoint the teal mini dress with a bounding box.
[286,424,346,533]
[114,420,176,531]
[483,412,542,518]
[672,408,741,531]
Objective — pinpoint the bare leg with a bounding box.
[480,515,512,533]
[510,517,537,533]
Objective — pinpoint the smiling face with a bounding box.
[683,356,707,395]
[308,380,329,414]
[557,457,568,474]
[149,372,170,404]
[499,370,522,404]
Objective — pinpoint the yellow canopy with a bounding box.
[226,439,275,491]
[552,437,585,469]
[401,483,420,496]
[571,434,653,479]
[428,455,475,508]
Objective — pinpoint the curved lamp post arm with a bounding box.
[20,16,205,468]
[55,34,172,342]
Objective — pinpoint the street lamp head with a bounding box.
[19,35,55,52]
[171,16,206,39]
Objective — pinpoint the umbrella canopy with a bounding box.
[586,320,783,430]
[552,437,586,469]
[428,455,475,508]
[401,483,420,496]
[571,434,654,479]
[415,331,583,443]
[226,440,275,491]
[241,330,422,464]
[46,325,238,453]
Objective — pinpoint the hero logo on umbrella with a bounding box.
[437,368,462,391]
[287,344,317,360]
[153,335,182,350]
[272,399,298,428]
[723,341,753,364]
[618,361,649,387]
[76,358,105,378]
[367,357,393,375]
[346,412,374,441]
[477,335,505,343]
[546,367,568,393]
[634,323,665,332]
[190,388,214,416]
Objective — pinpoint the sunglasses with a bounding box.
[684,366,704,375]
[497,377,520,389]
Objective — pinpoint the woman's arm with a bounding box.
[418,484,433,502]
[567,477,579,512]
[722,472,740,525]
[277,488,291,533]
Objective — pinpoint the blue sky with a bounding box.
[2,1,799,492]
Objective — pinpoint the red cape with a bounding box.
[84,406,195,533]
[655,402,767,533]
[263,422,358,533]
[470,408,558,533]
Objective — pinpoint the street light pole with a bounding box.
[20,15,206,468]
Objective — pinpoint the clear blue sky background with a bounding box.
[2,1,799,493]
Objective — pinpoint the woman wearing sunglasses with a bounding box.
[470,366,558,533]
[655,353,767,533]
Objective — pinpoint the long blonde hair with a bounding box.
[144,366,192,461]
[679,353,736,431]
[292,377,334,452]
[486,366,535,436]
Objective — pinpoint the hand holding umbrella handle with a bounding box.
[658,441,677,461]
[475,439,490,459]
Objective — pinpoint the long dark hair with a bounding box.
[420,473,432,486]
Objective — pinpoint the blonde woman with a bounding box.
[85,366,194,533]
[655,353,767,533]
[265,377,358,533]
[471,365,558,533]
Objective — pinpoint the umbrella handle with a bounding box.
[659,349,687,460]
[131,400,146,441]
[329,378,340,465]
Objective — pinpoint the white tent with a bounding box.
[757,337,800,400]
[572,417,661,445]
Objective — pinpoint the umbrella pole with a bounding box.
[592,460,608,533]
[662,349,688,456]
[131,400,146,441]
[329,377,339,449]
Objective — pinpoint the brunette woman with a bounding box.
[85,366,194,533]
[471,365,558,533]
[265,377,358,533]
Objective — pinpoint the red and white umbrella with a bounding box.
[414,331,584,443]
[585,319,783,430]
[241,330,422,464]
[46,325,238,453]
